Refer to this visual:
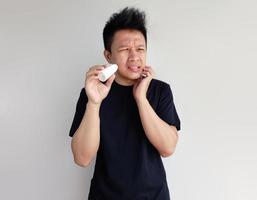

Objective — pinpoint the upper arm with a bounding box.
[69,88,88,137]
[156,83,181,132]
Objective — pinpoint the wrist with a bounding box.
[135,97,148,105]
[87,101,101,110]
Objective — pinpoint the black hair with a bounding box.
[103,7,147,52]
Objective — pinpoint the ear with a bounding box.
[104,50,112,63]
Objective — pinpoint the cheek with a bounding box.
[138,51,146,58]
[115,54,128,64]
[140,54,146,63]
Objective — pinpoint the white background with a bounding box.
[0,0,256,199]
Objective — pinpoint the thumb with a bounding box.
[105,74,116,88]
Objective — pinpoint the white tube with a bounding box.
[98,64,118,82]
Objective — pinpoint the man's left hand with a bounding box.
[133,65,155,102]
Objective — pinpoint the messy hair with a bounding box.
[103,7,147,52]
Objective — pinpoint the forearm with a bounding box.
[71,101,100,166]
[136,98,178,157]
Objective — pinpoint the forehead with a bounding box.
[112,29,146,46]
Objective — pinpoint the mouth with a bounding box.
[128,65,141,72]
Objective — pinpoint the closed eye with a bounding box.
[118,48,129,51]
[138,48,145,51]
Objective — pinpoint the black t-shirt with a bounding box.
[69,79,181,200]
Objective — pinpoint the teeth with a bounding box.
[129,67,139,72]
[129,66,139,69]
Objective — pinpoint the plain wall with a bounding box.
[0,0,256,199]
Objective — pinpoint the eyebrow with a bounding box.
[117,44,146,48]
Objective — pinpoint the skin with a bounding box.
[71,29,179,167]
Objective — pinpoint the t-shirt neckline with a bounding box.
[113,79,134,89]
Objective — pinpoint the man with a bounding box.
[69,7,181,200]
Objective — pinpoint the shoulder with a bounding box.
[147,79,174,101]
[148,78,172,92]
[147,79,174,110]
[80,87,86,94]
[150,78,170,86]
[78,87,88,101]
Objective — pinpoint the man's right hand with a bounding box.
[85,65,116,105]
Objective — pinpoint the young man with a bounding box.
[69,7,181,200]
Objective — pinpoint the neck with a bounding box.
[114,73,135,86]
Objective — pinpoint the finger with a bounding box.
[144,66,154,74]
[87,65,105,74]
[105,74,116,87]
[142,69,150,75]
[143,68,149,72]
[144,66,153,71]
[87,73,99,78]
[86,69,102,78]
[87,75,100,82]
[143,67,151,71]
[86,68,104,78]
[86,71,98,78]
[89,66,105,73]
[91,65,105,70]
[142,71,151,78]
[85,75,99,85]
[147,71,154,78]
[143,68,154,75]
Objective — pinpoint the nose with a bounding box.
[128,48,140,62]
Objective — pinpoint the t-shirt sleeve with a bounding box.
[156,83,181,131]
[69,88,88,137]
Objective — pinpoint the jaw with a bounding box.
[114,70,141,86]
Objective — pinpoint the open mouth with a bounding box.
[128,66,140,72]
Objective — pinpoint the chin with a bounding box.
[127,74,141,80]
[119,70,140,78]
